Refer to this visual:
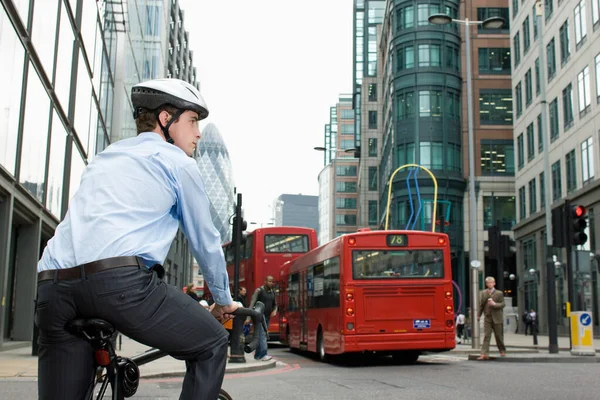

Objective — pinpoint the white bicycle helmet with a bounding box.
[131,78,209,143]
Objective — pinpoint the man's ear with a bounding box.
[158,110,171,126]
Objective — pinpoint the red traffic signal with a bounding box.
[569,204,588,246]
[573,205,586,218]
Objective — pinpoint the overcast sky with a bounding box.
[178,0,353,225]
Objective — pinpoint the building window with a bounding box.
[527,123,535,161]
[525,69,533,106]
[540,171,546,209]
[535,58,540,95]
[533,5,538,39]
[340,139,355,149]
[515,82,523,118]
[483,196,516,229]
[368,110,377,129]
[396,5,414,31]
[419,90,442,117]
[582,137,595,183]
[478,48,511,74]
[368,138,377,157]
[517,133,525,169]
[549,98,559,142]
[529,178,537,215]
[368,166,378,191]
[336,198,357,209]
[519,186,527,220]
[418,44,441,67]
[336,182,357,193]
[417,4,440,26]
[336,214,357,226]
[512,0,519,19]
[368,84,377,102]
[446,91,461,120]
[477,8,510,32]
[562,83,574,129]
[336,165,357,176]
[593,0,600,28]
[537,114,543,153]
[340,124,355,134]
[552,160,562,201]
[396,91,415,119]
[547,38,556,81]
[566,149,577,193]
[479,90,513,125]
[546,0,554,21]
[446,44,460,72]
[446,143,462,172]
[481,140,515,176]
[513,32,521,67]
[341,109,354,119]
[574,0,587,48]
[397,143,415,166]
[577,66,591,116]
[523,16,531,53]
[419,142,444,170]
[419,142,443,170]
[523,237,538,312]
[397,45,415,70]
[596,54,600,102]
[559,20,571,65]
[368,201,378,225]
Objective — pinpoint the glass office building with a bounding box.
[0,0,202,348]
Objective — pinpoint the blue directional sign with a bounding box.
[580,313,592,327]
[413,319,431,329]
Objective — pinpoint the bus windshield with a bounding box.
[264,235,309,253]
[352,249,444,279]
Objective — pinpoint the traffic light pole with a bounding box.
[537,1,558,354]
[229,193,245,363]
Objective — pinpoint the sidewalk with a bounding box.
[448,331,600,363]
[0,336,276,379]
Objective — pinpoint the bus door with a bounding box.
[300,270,308,345]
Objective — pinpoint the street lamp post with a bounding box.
[428,13,505,350]
[314,147,357,242]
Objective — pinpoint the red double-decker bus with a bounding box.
[278,229,455,362]
[206,226,318,341]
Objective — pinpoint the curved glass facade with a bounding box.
[195,123,235,244]
[381,0,466,245]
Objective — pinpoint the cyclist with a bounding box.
[35,78,239,400]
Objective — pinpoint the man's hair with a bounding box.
[135,104,179,134]
[239,286,246,292]
[485,276,496,282]
[265,276,274,282]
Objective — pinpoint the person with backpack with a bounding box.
[523,310,533,335]
[248,276,277,361]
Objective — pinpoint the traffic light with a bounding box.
[487,226,500,259]
[551,205,566,248]
[569,204,588,246]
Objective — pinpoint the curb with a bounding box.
[467,354,600,363]
[141,360,277,379]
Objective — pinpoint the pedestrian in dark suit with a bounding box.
[477,276,506,360]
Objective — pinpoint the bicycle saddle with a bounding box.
[67,318,115,339]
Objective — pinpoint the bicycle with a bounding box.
[67,301,268,400]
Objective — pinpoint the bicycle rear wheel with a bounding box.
[218,388,233,400]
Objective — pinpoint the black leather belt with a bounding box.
[38,256,145,282]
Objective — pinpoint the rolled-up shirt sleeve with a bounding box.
[176,163,232,306]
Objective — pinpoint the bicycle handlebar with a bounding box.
[231,301,267,353]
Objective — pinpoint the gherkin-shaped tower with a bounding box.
[195,123,235,244]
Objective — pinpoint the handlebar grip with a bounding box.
[231,301,266,353]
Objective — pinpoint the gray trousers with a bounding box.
[35,265,229,400]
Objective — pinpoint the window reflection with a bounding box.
[69,148,86,205]
[32,0,59,78]
[0,10,26,175]
[80,0,98,59]
[55,4,75,113]
[20,64,51,202]
[74,52,92,153]
[46,110,67,218]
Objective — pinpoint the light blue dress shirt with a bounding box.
[38,132,233,305]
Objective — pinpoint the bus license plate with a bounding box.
[413,319,431,329]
